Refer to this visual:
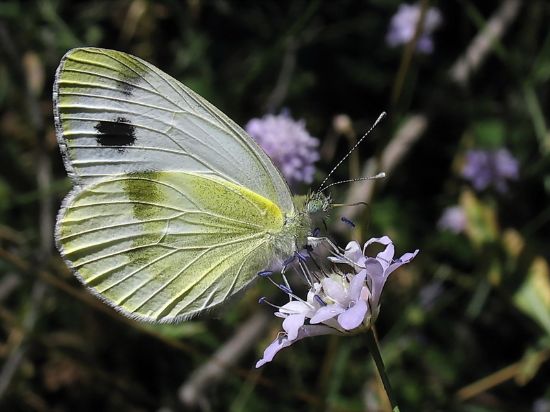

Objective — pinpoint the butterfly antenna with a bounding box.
[317,111,387,193]
[320,173,386,192]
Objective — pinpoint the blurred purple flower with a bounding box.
[419,281,444,309]
[256,236,418,367]
[386,3,442,54]
[438,206,466,233]
[462,149,519,192]
[245,113,319,186]
[533,399,550,412]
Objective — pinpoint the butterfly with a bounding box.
[53,48,330,323]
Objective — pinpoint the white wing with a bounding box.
[53,48,293,213]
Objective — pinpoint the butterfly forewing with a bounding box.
[54,48,293,211]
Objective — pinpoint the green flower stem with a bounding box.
[365,328,401,412]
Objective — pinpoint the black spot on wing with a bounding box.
[94,117,136,152]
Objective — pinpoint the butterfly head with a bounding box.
[306,191,332,217]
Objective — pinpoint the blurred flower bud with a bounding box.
[333,114,354,137]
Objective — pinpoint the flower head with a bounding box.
[462,149,519,193]
[438,206,466,234]
[386,3,442,54]
[256,236,418,367]
[245,112,319,186]
[330,236,419,318]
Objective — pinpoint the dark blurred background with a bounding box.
[1,1,550,411]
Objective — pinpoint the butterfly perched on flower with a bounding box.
[53,48,330,323]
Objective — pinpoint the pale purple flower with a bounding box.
[245,113,319,186]
[437,206,466,233]
[386,3,442,54]
[462,149,519,192]
[330,236,419,319]
[256,236,418,367]
[255,286,337,368]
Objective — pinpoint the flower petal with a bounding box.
[279,300,312,315]
[377,243,395,270]
[387,249,419,274]
[364,236,394,271]
[310,304,345,324]
[255,325,335,368]
[364,236,392,250]
[328,241,366,270]
[365,257,387,308]
[364,257,384,280]
[256,335,294,368]
[337,299,368,330]
[344,241,366,266]
[321,277,347,303]
[360,286,371,302]
[282,314,306,340]
[349,269,367,302]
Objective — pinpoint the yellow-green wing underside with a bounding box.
[58,172,284,322]
[53,48,299,322]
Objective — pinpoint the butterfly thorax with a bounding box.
[274,193,331,255]
[265,195,308,256]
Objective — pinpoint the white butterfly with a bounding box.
[54,48,329,323]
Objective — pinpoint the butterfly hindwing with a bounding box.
[57,172,284,322]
